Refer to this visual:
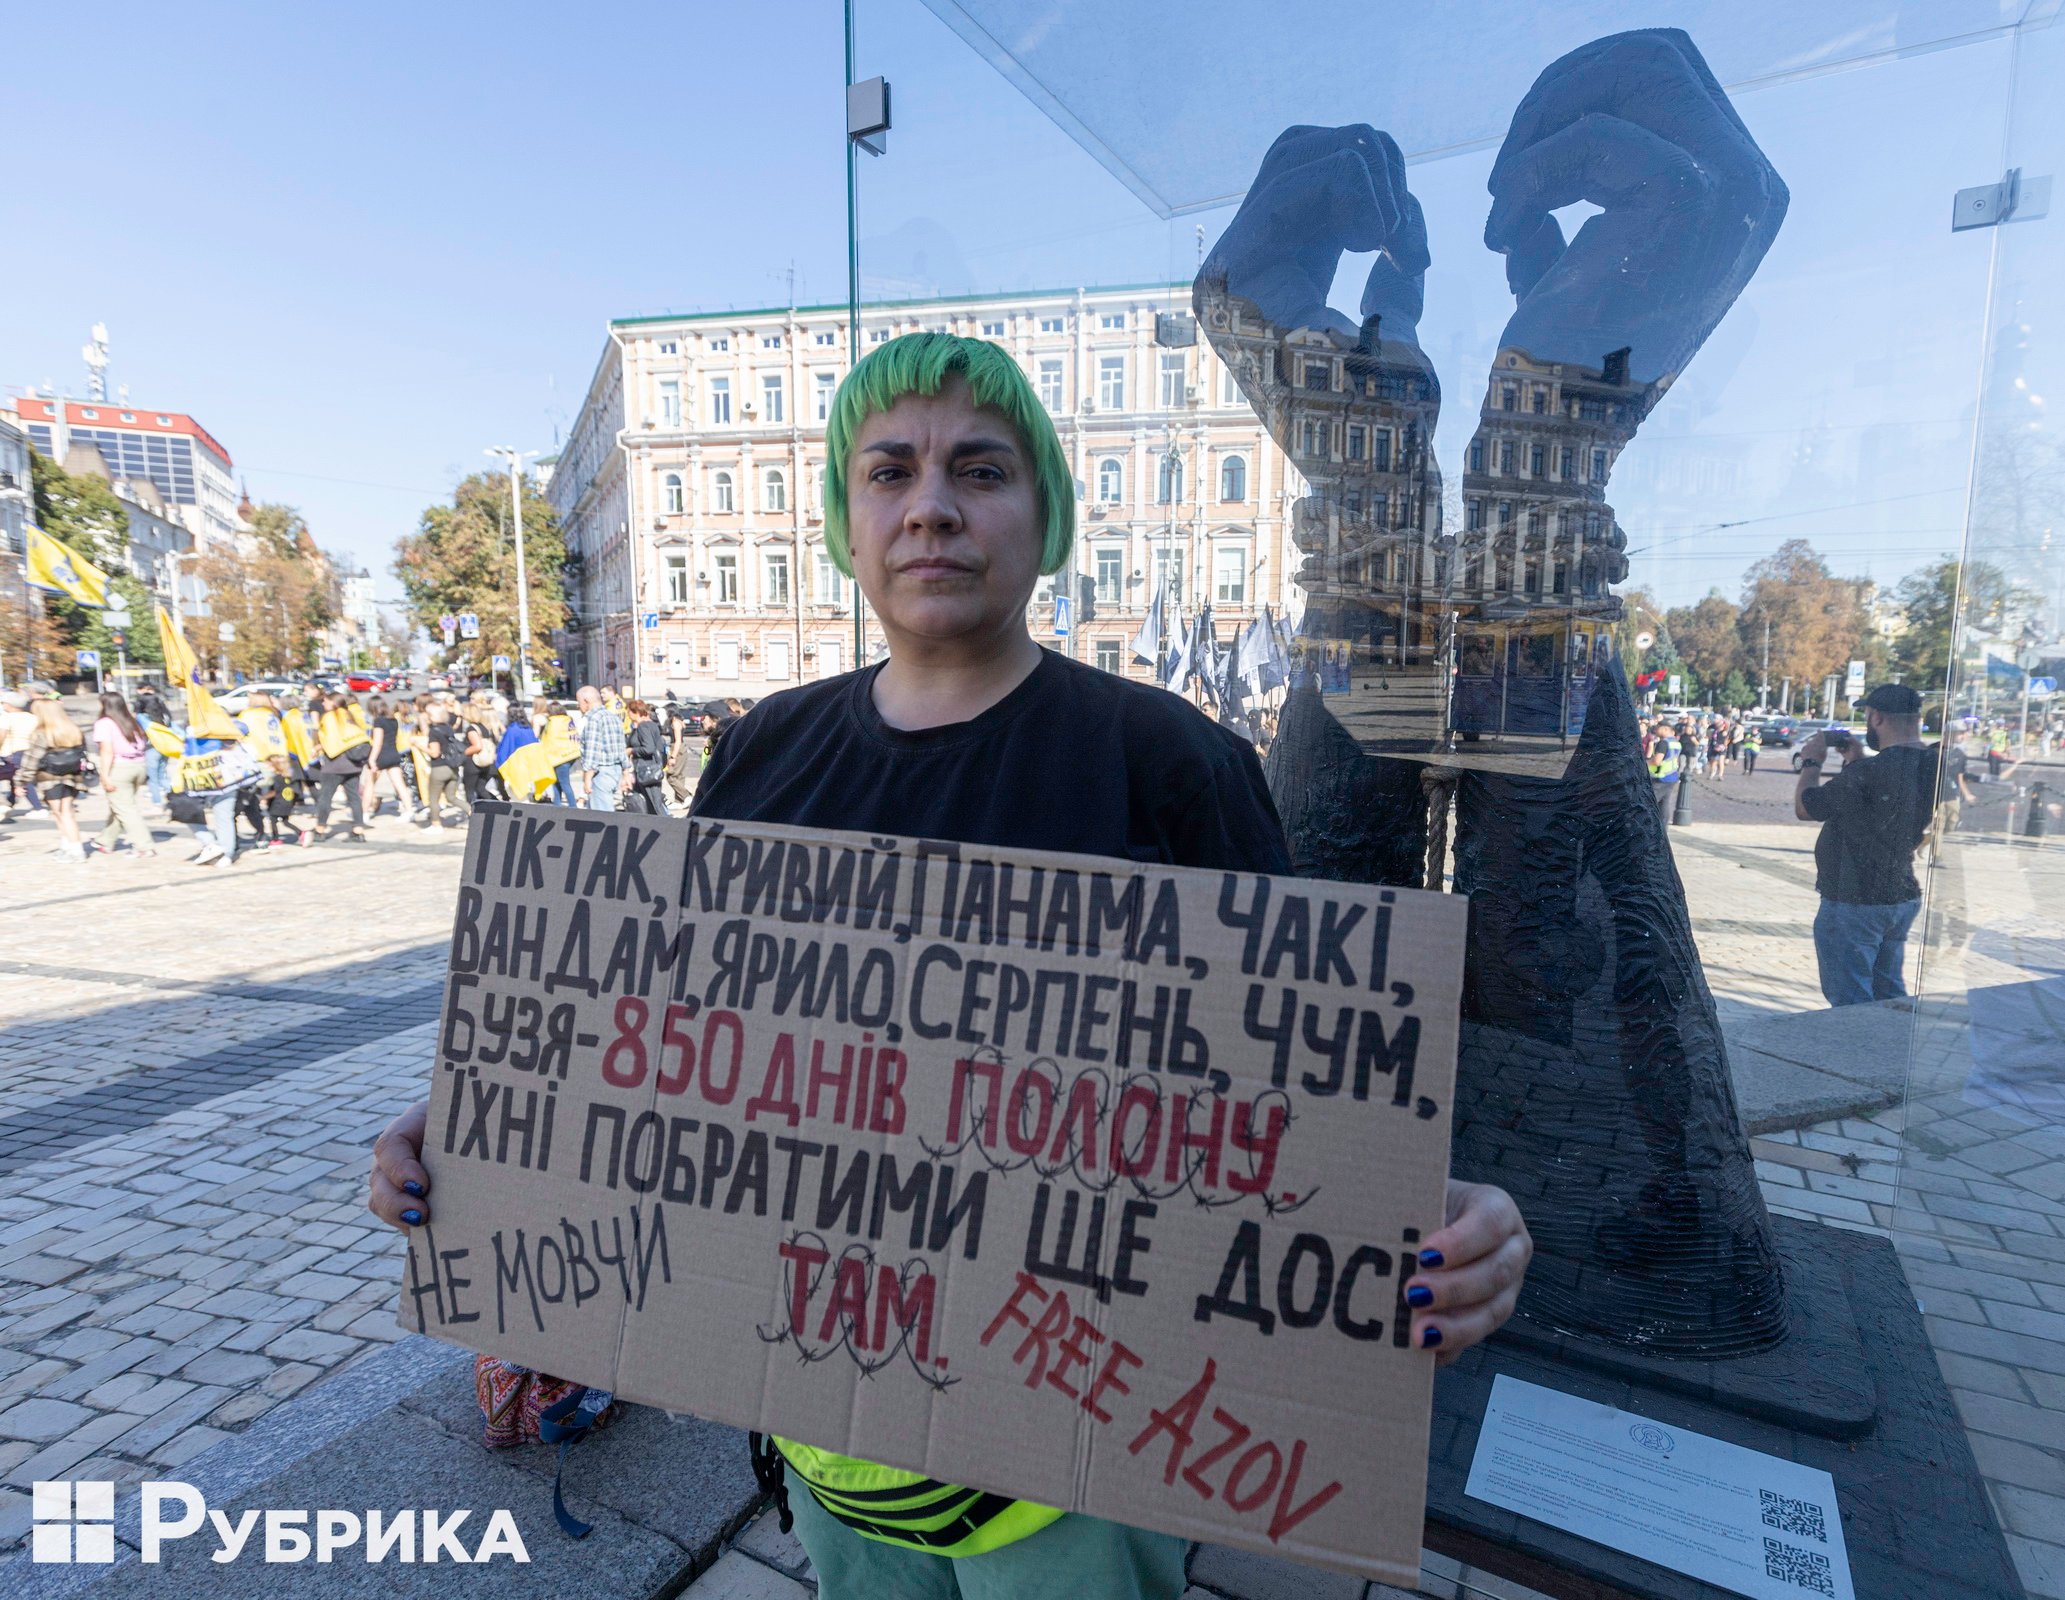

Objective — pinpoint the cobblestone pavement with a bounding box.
[0,803,464,1551]
[1,785,2061,1597]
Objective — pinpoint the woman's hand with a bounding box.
[1404,1180,1532,1365]
[367,1099,431,1232]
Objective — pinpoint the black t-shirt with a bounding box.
[1937,745,1969,803]
[373,715,401,766]
[690,650,1292,874]
[426,722,459,768]
[1799,743,1941,904]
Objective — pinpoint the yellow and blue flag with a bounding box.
[26,525,112,608]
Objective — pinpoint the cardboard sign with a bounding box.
[398,805,1465,1584]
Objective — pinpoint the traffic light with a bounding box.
[110,631,126,648]
[1077,572,1097,623]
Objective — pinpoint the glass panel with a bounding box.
[855,3,2062,1595]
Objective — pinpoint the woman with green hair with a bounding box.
[367,331,1532,1597]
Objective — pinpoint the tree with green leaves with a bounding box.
[28,450,130,648]
[394,472,567,676]
[1718,668,1756,710]
[1890,556,2032,696]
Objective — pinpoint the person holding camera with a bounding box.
[1793,683,1940,1006]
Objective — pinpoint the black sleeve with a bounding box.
[1166,742,1294,875]
[1798,759,1861,821]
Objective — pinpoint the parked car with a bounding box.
[213,679,304,716]
[1756,718,1798,750]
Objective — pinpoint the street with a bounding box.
[1,774,2062,1596]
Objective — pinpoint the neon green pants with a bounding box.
[786,1483,1189,1600]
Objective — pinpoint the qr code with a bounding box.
[1764,1536,1836,1595]
[1760,1487,1828,1542]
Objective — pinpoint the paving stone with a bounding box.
[178,1349,276,1386]
[687,1551,815,1598]
[733,1508,812,1579]
[0,1395,94,1442]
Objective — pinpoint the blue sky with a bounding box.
[5,1,2050,614]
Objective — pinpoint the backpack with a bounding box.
[474,1355,618,1537]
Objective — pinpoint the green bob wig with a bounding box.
[822,331,1075,578]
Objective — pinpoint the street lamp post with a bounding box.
[485,447,541,700]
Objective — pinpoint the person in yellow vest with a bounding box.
[364,335,1533,1597]
[531,695,581,806]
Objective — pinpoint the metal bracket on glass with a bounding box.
[848,77,891,157]
[1952,167,2053,230]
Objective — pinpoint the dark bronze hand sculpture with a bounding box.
[1197,28,1795,1351]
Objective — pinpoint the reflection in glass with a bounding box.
[1199,29,1796,1350]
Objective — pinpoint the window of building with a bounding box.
[1529,444,1545,477]
[664,553,689,604]
[762,333,782,349]
[1305,362,1330,391]
[1097,356,1125,410]
[814,551,847,605]
[80,408,97,420]
[870,328,889,343]
[1160,353,1187,407]
[1094,545,1123,605]
[658,381,681,427]
[1374,431,1393,471]
[1468,439,1485,473]
[120,411,135,422]
[980,320,1005,337]
[714,553,739,603]
[1523,562,1540,594]
[1531,386,1547,413]
[709,378,731,425]
[1591,448,1608,483]
[658,340,679,356]
[761,374,784,423]
[1499,500,1516,528]
[1466,499,1484,531]
[1038,359,1064,411]
[1560,447,1575,479]
[1347,426,1366,461]
[1157,453,1184,504]
[1500,385,1518,411]
[1153,547,1185,604]
[764,551,790,608]
[1372,490,1390,526]
[156,415,171,425]
[1300,419,1325,457]
[710,336,730,352]
[814,372,835,421]
[1097,458,1123,502]
[763,467,788,512]
[1100,312,1125,330]
[1039,316,1065,333]
[662,472,684,514]
[1552,561,1568,595]
[1220,455,1246,501]
[1345,489,1364,518]
[1214,546,1247,605]
[814,330,836,346]
[711,469,735,512]
[1498,441,1515,475]
[1095,639,1121,673]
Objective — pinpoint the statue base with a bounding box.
[1424,1214,2025,1600]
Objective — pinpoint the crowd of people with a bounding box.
[0,678,747,868]
[1642,709,1760,813]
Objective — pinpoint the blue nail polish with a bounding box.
[1407,1284,1434,1308]
[1418,1249,1445,1268]
[401,1209,424,1226]
[403,1181,425,1198]
[1422,1326,1443,1348]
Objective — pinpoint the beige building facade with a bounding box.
[548,285,1307,702]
